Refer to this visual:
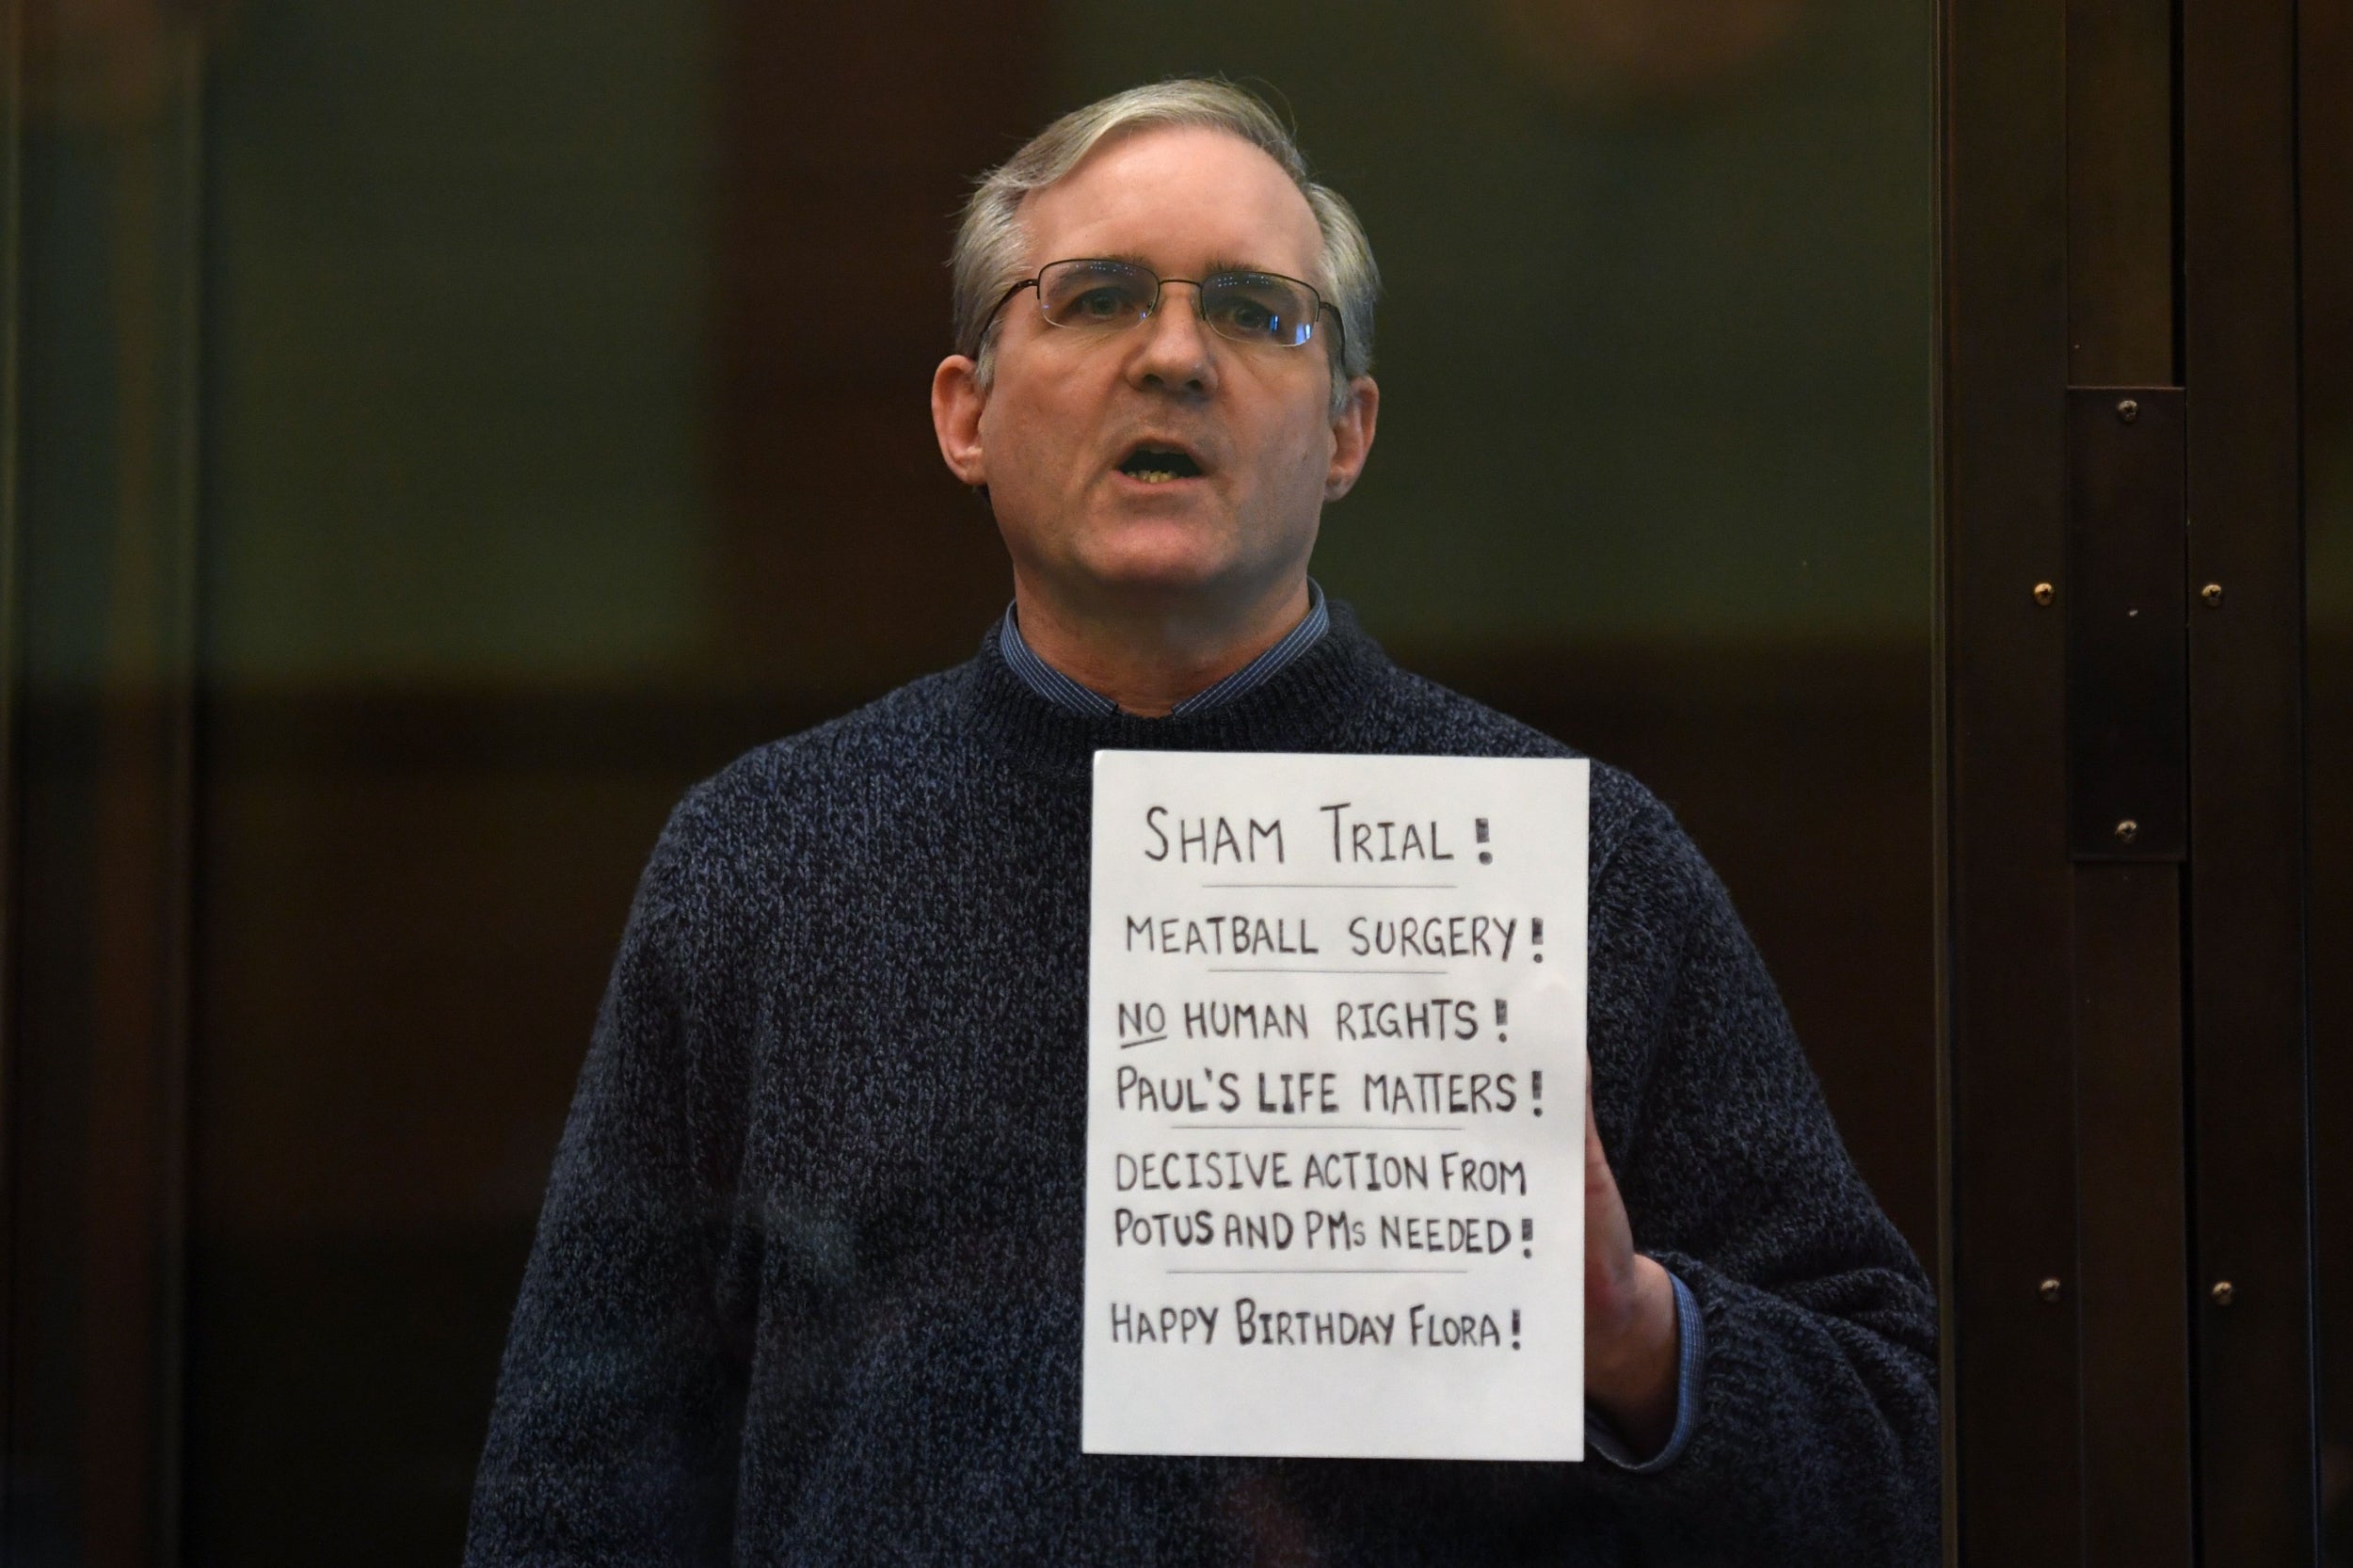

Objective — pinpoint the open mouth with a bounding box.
[1116,446,1205,485]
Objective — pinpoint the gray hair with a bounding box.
[950,79,1379,416]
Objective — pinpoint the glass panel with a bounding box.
[187,0,720,1556]
[180,2,1934,1559]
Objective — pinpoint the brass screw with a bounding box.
[2033,582,2056,606]
[2201,583,2224,607]
[2039,1277,2063,1304]
[2212,1281,2235,1306]
[2117,397,2139,423]
[2115,819,2139,844]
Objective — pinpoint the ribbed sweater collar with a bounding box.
[951,600,1395,781]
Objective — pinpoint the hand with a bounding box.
[1584,1075,1682,1458]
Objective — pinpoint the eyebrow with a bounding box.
[1090,251,1294,280]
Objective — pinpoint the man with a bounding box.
[467,80,1938,1565]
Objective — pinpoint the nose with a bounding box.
[1128,280,1218,396]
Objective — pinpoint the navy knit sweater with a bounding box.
[465,607,1939,1566]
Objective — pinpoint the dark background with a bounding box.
[12,0,2339,1562]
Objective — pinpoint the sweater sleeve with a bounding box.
[1579,795,1940,1566]
[464,797,750,1566]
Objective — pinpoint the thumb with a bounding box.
[1584,1070,1609,1173]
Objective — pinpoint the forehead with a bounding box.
[1018,124,1325,281]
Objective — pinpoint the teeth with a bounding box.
[1133,470,1177,483]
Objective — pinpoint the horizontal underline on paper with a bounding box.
[1202,967,1449,975]
[1115,1034,1169,1049]
[1197,881,1460,890]
[1162,1267,1471,1276]
[1167,1124,1465,1132]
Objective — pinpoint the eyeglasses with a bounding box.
[972,258,1343,360]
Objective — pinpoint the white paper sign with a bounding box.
[1082,751,1590,1462]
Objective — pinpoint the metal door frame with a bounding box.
[1937,0,2320,1560]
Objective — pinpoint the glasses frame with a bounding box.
[969,257,1347,363]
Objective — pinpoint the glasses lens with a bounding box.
[1201,273,1319,347]
[1038,260,1157,329]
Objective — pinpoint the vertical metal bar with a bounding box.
[2071,862,2194,1565]
[2292,0,2353,1561]
[1929,0,1956,1556]
[2066,0,2178,388]
[2062,0,2196,1559]
[1941,0,2081,1559]
[0,0,24,1544]
[2180,0,2321,1559]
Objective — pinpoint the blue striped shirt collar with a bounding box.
[996,581,1331,718]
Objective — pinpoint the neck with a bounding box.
[1008,575,1314,717]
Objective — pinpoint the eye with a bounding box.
[1205,277,1312,344]
[1040,262,1155,328]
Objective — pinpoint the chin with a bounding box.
[1070,521,1245,597]
[1006,498,1308,608]
[1079,551,1237,602]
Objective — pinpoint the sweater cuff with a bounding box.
[1585,1269,1705,1472]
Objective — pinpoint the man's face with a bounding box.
[933,125,1376,617]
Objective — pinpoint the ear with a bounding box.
[932,355,989,487]
[1323,375,1380,501]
